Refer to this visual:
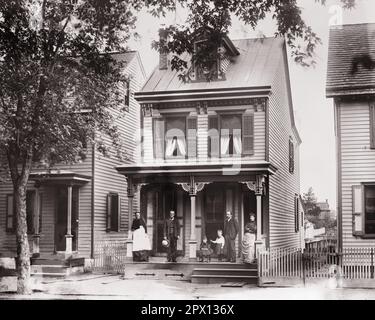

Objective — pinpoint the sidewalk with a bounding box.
[2,273,375,300]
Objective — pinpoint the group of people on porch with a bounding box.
[130,210,257,264]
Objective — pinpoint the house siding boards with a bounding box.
[338,100,375,247]
[268,46,301,249]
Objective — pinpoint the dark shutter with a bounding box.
[208,116,219,158]
[125,80,130,108]
[187,117,197,159]
[153,118,165,159]
[289,139,295,174]
[6,195,15,233]
[295,196,299,233]
[242,113,254,156]
[106,194,112,231]
[39,194,43,234]
[26,191,35,234]
[370,103,375,149]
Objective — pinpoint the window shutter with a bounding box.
[117,195,121,232]
[370,103,375,149]
[289,139,295,173]
[125,80,130,108]
[39,194,43,234]
[208,116,219,158]
[106,194,112,231]
[242,113,254,156]
[187,117,197,159]
[153,118,165,159]
[352,185,364,236]
[6,195,15,233]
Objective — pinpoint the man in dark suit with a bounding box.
[163,210,180,262]
[224,211,239,263]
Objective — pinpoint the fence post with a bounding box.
[371,248,374,279]
[302,249,306,286]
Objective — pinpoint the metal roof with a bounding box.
[141,37,285,94]
[326,23,375,97]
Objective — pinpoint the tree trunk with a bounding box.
[14,181,32,295]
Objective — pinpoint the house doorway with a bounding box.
[55,186,79,252]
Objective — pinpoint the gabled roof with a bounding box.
[326,23,375,97]
[140,37,285,94]
[110,51,147,79]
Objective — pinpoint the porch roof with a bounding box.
[29,170,91,186]
[116,161,277,183]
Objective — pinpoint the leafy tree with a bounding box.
[302,187,321,216]
[152,0,356,81]
[0,0,160,295]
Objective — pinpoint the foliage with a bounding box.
[151,0,356,81]
[302,187,321,216]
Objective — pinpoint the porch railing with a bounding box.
[93,240,127,274]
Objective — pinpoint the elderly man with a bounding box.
[163,210,180,262]
[224,211,239,263]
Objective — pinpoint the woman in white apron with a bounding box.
[131,212,151,262]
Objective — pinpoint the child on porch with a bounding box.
[211,229,225,262]
[199,236,213,262]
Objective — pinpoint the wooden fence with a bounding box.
[259,247,375,280]
[93,240,127,274]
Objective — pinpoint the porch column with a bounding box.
[189,191,197,260]
[254,175,266,259]
[32,183,41,257]
[65,185,73,255]
[126,177,135,258]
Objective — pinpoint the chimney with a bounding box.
[159,28,168,70]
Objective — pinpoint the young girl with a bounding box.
[199,236,213,262]
[211,229,225,262]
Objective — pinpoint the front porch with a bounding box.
[117,161,276,261]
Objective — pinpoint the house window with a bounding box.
[124,80,130,112]
[289,138,295,174]
[106,193,120,232]
[294,194,299,233]
[6,191,42,234]
[165,117,187,158]
[364,186,375,235]
[208,113,254,158]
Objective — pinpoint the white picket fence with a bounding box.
[259,247,375,280]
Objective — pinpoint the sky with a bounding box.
[128,0,375,209]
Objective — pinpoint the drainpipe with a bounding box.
[91,143,96,259]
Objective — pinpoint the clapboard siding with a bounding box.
[93,55,144,246]
[338,101,375,247]
[268,48,301,249]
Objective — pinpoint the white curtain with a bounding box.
[176,137,187,156]
[233,134,242,155]
[166,138,177,157]
[220,135,230,156]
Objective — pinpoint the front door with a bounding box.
[154,184,182,255]
[55,187,79,252]
[204,185,226,242]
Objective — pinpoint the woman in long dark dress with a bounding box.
[131,212,150,262]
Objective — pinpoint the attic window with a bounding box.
[192,40,225,82]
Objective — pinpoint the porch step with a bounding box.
[191,274,258,284]
[191,264,259,284]
[30,272,67,278]
[30,256,85,278]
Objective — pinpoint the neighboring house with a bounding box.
[0,52,146,261]
[116,30,303,261]
[326,23,375,251]
[316,200,332,220]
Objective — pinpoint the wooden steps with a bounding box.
[191,263,258,284]
[30,256,85,278]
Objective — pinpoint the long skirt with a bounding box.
[241,233,256,263]
[132,226,151,262]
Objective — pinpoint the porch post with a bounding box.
[65,185,73,255]
[32,183,41,257]
[254,175,266,259]
[126,176,135,258]
[188,176,197,260]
